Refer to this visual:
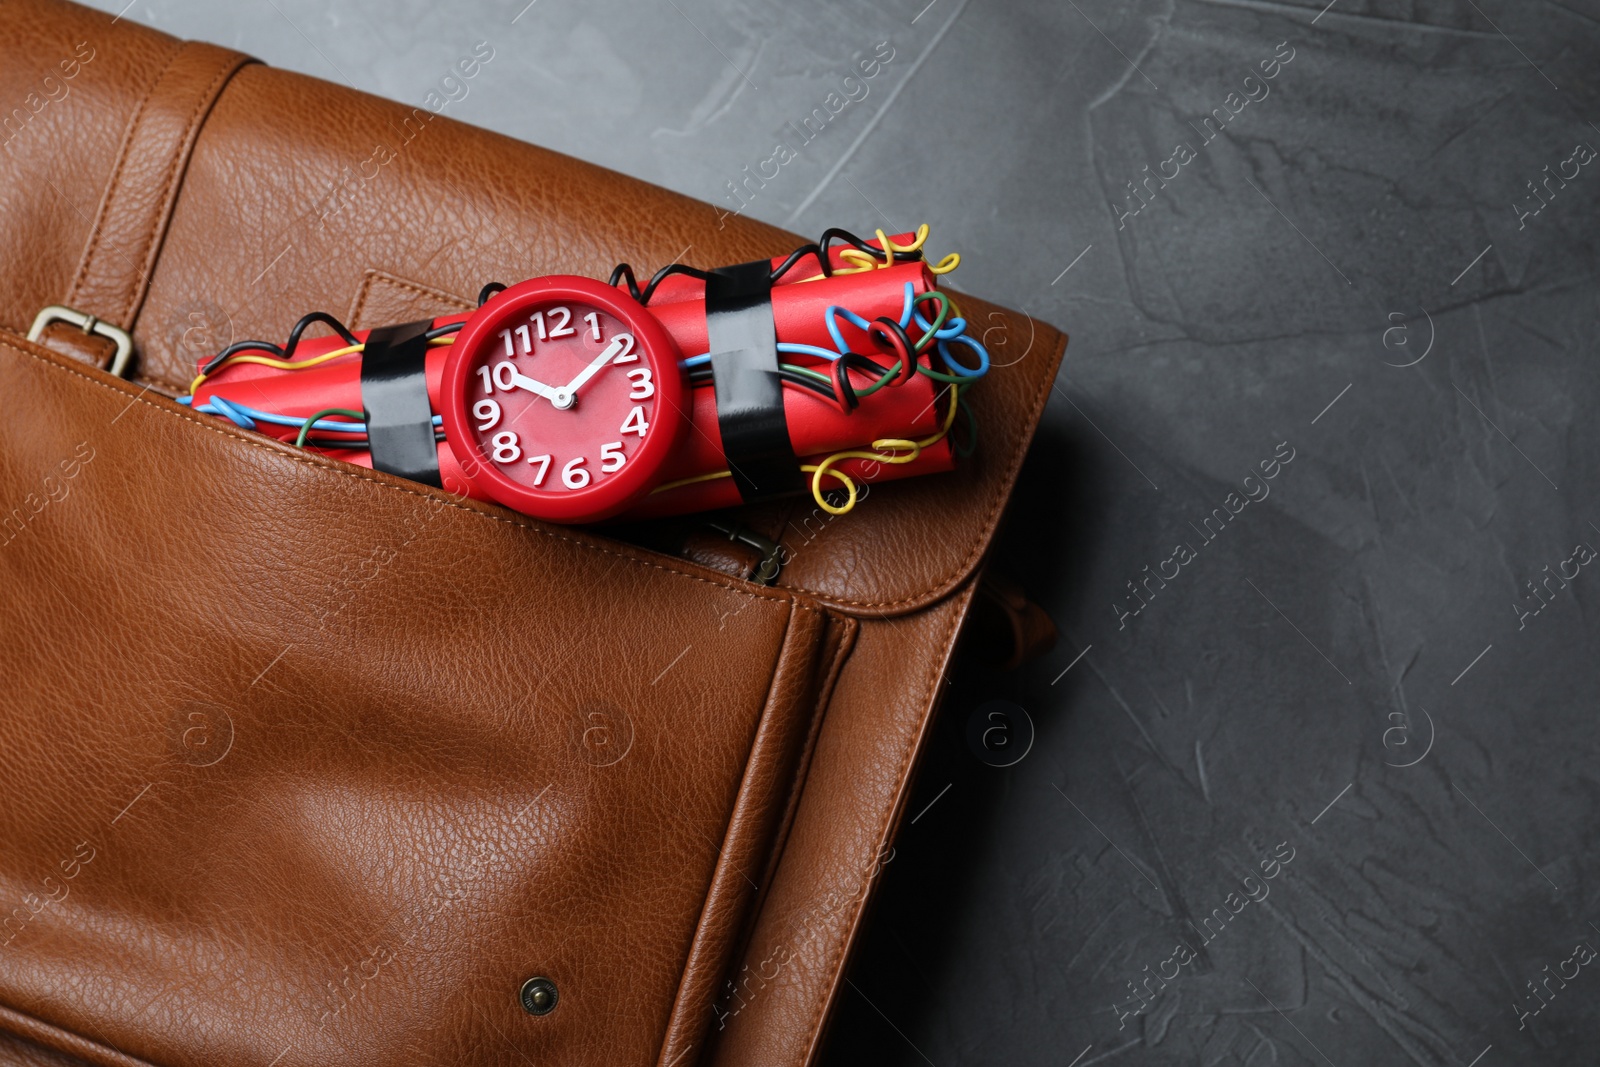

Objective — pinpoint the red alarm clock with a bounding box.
[441,275,689,523]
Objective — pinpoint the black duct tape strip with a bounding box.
[706,260,800,503]
[360,319,442,488]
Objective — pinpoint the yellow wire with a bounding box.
[804,383,962,515]
[651,469,733,494]
[798,464,860,513]
[650,385,963,517]
[188,336,455,396]
[791,223,959,283]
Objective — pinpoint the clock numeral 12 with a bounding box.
[533,306,574,340]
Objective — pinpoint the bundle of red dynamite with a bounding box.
[184,227,989,523]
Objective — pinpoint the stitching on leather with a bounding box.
[119,49,254,326]
[67,40,186,302]
[0,335,801,608]
[350,270,474,328]
[704,609,857,1013]
[658,597,822,1067]
[126,370,178,393]
[746,613,857,924]
[797,597,968,1067]
[786,324,1067,611]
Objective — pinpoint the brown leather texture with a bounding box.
[0,332,837,1067]
[0,2,1067,1065]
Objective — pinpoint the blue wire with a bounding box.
[825,303,875,355]
[913,309,966,340]
[205,395,255,430]
[936,333,990,378]
[192,396,443,435]
[912,307,989,377]
[779,342,845,363]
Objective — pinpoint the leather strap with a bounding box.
[65,41,254,331]
[360,319,442,487]
[706,260,801,503]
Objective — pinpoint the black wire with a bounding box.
[204,311,467,379]
[779,369,840,401]
[831,351,898,412]
[608,264,642,301]
[201,311,362,376]
[641,263,713,305]
[686,364,842,404]
[478,282,507,307]
[768,227,924,284]
[611,226,928,308]
[304,429,448,450]
[765,244,822,285]
[611,263,716,306]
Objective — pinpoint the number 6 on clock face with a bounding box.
[440,275,689,524]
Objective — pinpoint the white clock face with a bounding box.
[465,299,657,496]
[444,277,688,524]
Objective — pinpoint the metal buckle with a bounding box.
[27,305,135,379]
[704,519,784,585]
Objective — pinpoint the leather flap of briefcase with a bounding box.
[0,329,852,1067]
[0,3,1066,621]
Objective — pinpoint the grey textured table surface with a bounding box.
[82,1,1600,1063]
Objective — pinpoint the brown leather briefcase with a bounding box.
[0,3,1066,1064]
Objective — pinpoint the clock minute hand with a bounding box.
[552,337,626,409]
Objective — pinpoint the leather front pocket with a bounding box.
[0,337,832,1067]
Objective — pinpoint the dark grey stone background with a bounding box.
[81,0,1600,1063]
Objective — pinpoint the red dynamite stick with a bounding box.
[648,261,935,358]
[622,438,955,521]
[192,237,951,516]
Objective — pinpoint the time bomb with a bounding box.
[183,227,991,525]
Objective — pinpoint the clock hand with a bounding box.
[507,368,562,402]
[551,337,626,409]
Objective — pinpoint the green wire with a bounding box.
[781,363,831,385]
[911,291,950,352]
[295,407,366,448]
[793,288,970,404]
[852,364,901,399]
[822,291,961,401]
